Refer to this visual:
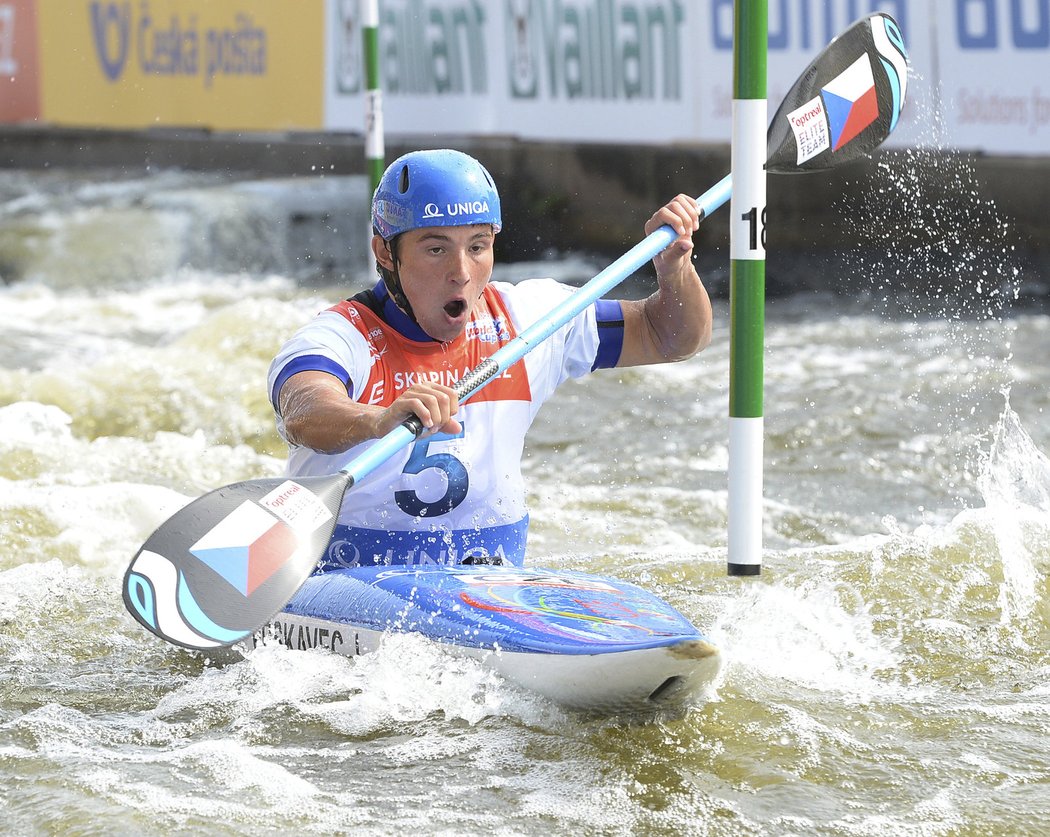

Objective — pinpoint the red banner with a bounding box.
[0,0,40,123]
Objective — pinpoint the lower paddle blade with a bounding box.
[122,473,349,650]
[766,13,909,174]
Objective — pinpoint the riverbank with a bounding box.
[1,126,1046,302]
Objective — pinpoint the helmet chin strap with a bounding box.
[377,235,422,329]
[382,245,420,327]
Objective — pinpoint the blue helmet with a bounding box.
[372,149,502,240]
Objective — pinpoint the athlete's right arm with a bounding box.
[278,370,462,455]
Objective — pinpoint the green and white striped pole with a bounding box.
[363,0,383,194]
[727,0,767,577]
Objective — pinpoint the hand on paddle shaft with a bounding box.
[386,383,462,437]
[123,13,908,651]
[647,194,700,261]
[280,371,462,455]
[641,194,711,364]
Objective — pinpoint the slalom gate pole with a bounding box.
[727,0,768,577]
[363,0,384,194]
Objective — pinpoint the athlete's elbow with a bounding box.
[665,338,707,363]
[648,291,713,362]
[283,415,319,452]
[662,321,712,362]
[694,321,714,354]
[281,413,340,455]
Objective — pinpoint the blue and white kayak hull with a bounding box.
[257,564,722,713]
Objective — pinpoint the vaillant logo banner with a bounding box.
[506,0,685,100]
[322,0,929,145]
[324,0,696,143]
[334,0,703,104]
[334,0,362,94]
[335,0,488,96]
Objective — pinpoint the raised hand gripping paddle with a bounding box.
[123,13,909,650]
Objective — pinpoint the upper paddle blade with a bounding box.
[122,473,349,650]
[766,13,909,174]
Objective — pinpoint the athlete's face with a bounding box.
[376,224,495,342]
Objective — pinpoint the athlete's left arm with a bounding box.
[615,194,713,367]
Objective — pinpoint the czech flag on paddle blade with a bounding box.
[821,55,878,151]
[189,501,299,596]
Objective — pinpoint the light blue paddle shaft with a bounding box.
[341,174,735,487]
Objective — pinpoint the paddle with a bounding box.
[123,12,908,651]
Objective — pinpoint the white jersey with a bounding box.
[267,279,624,569]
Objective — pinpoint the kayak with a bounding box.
[255,564,722,713]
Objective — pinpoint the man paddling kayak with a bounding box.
[267,149,711,570]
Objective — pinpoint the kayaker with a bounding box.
[267,148,711,570]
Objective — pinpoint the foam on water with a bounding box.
[975,401,1050,624]
[1,561,586,832]
[0,400,287,575]
[0,272,328,453]
[711,573,901,703]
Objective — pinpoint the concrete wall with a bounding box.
[1,126,1045,299]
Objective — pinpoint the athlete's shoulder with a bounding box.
[326,295,380,326]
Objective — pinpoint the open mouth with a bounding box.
[444,299,467,318]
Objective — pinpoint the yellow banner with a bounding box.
[37,0,323,131]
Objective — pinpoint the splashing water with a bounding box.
[975,400,1050,626]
